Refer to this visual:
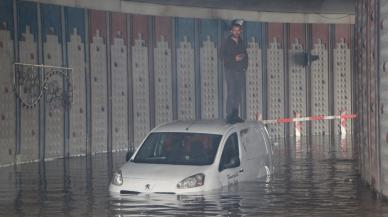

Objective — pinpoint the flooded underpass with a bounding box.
[3,0,388,215]
[1,136,388,217]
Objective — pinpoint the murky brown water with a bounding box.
[1,136,388,217]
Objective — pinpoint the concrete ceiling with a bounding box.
[26,0,355,23]
[123,0,355,15]
[121,0,355,23]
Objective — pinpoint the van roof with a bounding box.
[152,119,264,135]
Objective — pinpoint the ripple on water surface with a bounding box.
[0,137,388,217]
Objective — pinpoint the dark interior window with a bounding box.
[133,132,222,165]
[219,133,240,171]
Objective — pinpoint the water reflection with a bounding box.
[0,136,388,217]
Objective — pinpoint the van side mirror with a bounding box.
[125,148,134,162]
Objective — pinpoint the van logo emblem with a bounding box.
[145,184,150,191]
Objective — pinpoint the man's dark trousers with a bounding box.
[225,68,245,116]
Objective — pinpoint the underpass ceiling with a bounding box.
[124,0,355,14]
[26,0,355,23]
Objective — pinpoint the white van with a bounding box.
[110,120,273,195]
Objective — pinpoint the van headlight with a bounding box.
[111,170,123,186]
[177,173,205,189]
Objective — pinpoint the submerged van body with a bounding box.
[109,120,273,195]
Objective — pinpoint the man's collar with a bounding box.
[229,35,241,43]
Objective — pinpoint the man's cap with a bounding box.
[231,19,244,27]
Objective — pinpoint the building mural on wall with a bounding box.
[288,24,307,140]
[111,13,128,151]
[245,21,263,121]
[41,4,64,159]
[0,0,15,166]
[176,18,196,121]
[200,19,219,120]
[17,1,40,162]
[132,15,150,147]
[65,7,87,156]
[89,10,108,153]
[0,0,353,166]
[154,16,173,126]
[311,24,329,136]
[267,23,285,139]
[334,25,352,135]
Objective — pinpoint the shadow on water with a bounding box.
[1,136,388,217]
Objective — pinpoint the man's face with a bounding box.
[230,26,241,39]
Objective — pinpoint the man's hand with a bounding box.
[235,53,245,62]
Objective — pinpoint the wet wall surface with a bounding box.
[1,137,388,217]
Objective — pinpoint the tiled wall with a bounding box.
[311,24,330,136]
[0,0,353,166]
[356,0,388,198]
[380,0,388,197]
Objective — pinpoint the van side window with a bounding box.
[219,133,240,171]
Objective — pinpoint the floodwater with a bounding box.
[1,136,388,217]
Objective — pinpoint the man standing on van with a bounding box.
[222,20,248,123]
[222,19,248,124]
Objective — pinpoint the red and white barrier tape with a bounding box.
[258,112,356,137]
[259,113,357,125]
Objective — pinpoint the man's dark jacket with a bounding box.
[222,35,248,72]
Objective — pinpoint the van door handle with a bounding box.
[239,168,244,173]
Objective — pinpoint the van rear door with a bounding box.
[239,126,267,180]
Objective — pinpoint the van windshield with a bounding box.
[133,132,222,165]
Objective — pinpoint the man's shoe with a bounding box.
[235,115,244,123]
[226,112,244,124]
